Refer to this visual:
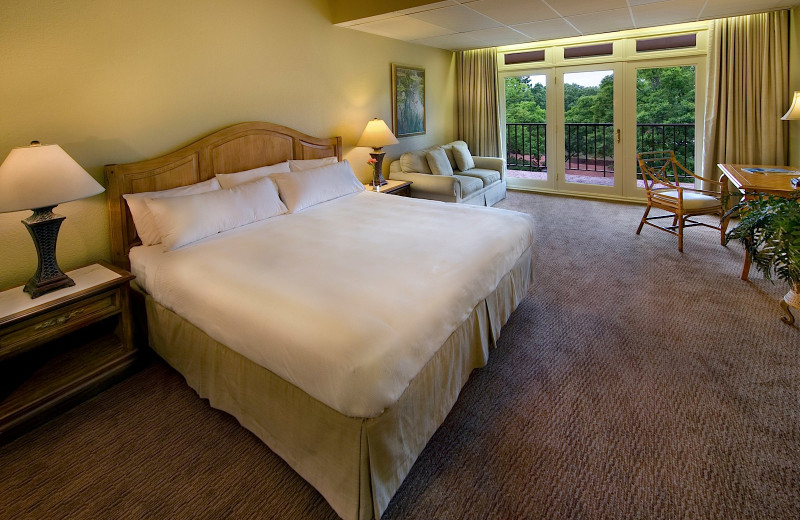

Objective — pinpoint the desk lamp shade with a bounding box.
[782,91,800,120]
[357,118,399,186]
[0,142,105,298]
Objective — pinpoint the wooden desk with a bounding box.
[717,164,799,197]
[717,163,799,280]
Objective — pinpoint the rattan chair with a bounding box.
[636,151,727,252]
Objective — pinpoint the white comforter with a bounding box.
[131,191,533,417]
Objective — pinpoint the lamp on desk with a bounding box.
[357,118,398,186]
[0,142,105,298]
[782,91,800,120]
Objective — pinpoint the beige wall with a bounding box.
[0,0,456,289]
[790,6,800,165]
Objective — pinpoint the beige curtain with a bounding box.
[702,11,789,187]
[456,48,501,157]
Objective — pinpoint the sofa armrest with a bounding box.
[388,171,460,198]
[472,156,506,181]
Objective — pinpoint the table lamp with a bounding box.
[357,118,399,186]
[782,91,800,120]
[0,142,105,298]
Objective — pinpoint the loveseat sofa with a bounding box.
[388,141,506,206]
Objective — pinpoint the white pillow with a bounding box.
[288,157,338,171]
[123,178,220,246]
[450,141,475,171]
[146,177,287,251]
[425,147,454,176]
[216,162,290,189]
[272,159,364,213]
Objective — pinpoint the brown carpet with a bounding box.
[1,191,797,519]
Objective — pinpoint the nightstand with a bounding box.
[0,261,137,442]
[364,179,412,196]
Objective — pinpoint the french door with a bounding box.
[501,57,703,200]
[555,64,622,196]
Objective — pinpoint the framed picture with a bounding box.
[391,64,426,137]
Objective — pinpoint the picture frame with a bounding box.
[391,64,426,137]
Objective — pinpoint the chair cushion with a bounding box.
[661,190,721,210]
[454,174,483,198]
[425,147,454,176]
[458,168,501,187]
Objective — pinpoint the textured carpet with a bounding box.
[1,191,797,519]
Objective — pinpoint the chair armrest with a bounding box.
[472,156,506,180]
[675,161,723,187]
[388,171,460,198]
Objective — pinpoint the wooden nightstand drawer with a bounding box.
[0,289,122,360]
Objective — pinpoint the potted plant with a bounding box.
[725,194,800,325]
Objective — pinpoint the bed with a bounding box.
[105,122,533,520]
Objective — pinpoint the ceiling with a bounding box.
[334,0,799,50]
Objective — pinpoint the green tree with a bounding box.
[636,66,696,173]
[636,66,695,124]
[565,75,613,123]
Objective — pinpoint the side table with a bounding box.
[0,261,137,442]
[364,180,412,197]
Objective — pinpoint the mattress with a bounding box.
[130,191,534,418]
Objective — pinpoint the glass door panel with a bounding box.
[635,65,696,189]
[561,69,616,189]
[503,72,554,190]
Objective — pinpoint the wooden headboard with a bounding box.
[105,122,342,269]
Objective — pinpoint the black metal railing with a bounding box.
[565,123,614,176]
[506,122,547,172]
[505,122,695,181]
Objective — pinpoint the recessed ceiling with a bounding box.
[334,0,799,50]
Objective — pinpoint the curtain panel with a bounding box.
[702,11,790,187]
[456,48,501,157]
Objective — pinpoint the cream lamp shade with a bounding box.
[356,118,399,149]
[0,142,104,213]
[357,119,398,187]
[0,142,105,298]
[782,91,800,120]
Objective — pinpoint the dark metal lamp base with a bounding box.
[370,150,388,186]
[21,206,75,298]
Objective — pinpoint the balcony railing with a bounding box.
[506,122,695,181]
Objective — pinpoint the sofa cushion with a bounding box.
[458,168,501,187]
[399,149,431,174]
[425,147,454,176]
[450,141,475,171]
[454,174,483,198]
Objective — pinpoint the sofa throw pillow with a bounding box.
[442,144,458,170]
[450,141,475,171]
[399,150,432,174]
[425,147,454,176]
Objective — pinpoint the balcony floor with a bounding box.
[509,168,615,186]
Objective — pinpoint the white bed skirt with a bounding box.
[145,245,532,520]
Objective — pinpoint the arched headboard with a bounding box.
[105,122,342,269]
